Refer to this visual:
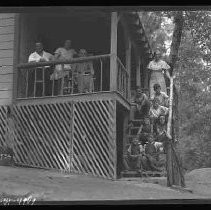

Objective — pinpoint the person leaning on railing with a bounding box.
[28,42,54,97]
[50,40,77,95]
[75,49,95,93]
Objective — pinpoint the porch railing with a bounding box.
[16,54,129,101]
[116,56,129,100]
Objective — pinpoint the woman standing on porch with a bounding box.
[76,49,94,93]
[51,40,77,95]
[147,50,171,98]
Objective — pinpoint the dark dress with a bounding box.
[135,94,151,118]
[138,124,151,145]
[145,142,164,171]
[123,144,143,171]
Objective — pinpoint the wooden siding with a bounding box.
[0,13,15,105]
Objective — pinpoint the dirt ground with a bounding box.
[0,166,211,204]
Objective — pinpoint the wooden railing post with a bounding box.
[110,12,118,91]
[126,37,131,101]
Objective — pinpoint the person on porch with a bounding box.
[147,50,171,98]
[123,137,146,173]
[76,49,95,93]
[28,42,54,97]
[151,83,169,107]
[51,40,77,95]
[134,87,151,119]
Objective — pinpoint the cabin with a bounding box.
[0,8,156,180]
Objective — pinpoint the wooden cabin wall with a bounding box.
[0,13,16,105]
[119,16,143,99]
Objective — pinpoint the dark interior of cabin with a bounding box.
[116,103,125,178]
[17,13,115,96]
[19,13,111,62]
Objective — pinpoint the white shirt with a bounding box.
[28,51,52,63]
[148,60,170,71]
[55,48,77,60]
[150,105,169,118]
[55,47,77,70]
[150,91,169,106]
[154,142,164,152]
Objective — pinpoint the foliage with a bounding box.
[138,11,174,54]
[139,10,211,171]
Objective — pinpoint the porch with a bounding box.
[0,10,153,180]
[16,54,130,109]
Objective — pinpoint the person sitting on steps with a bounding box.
[149,97,169,133]
[144,133,165,172]
[155,115,167,142]
[151,83,169,107]
[137,117,152,146]
[134,87,151,119]
[123,137,145,173]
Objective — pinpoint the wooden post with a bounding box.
[113,101,117,180]
[126,37,131,101]
[13,14,20,102]
[143,56,149,90]
[110,12,118,91]
[123,110,129,152]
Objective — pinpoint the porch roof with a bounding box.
[122,12,153,59]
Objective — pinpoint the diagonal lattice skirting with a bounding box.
[0,99,117,180]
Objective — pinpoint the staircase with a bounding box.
[121,116,167,178]
[120,91,167,179]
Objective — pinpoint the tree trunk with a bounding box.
[169,11,184,74]
[166,11,185,187]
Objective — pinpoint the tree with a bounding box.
[139,10,211,185]
[166,11,185,187]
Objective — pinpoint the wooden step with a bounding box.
[130,119,144,122]
[129,126,140,130]
[127,134,138,138]
[128,120,143,127]
[121,170,166,178]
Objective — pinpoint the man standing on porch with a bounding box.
[51,40,77,95]
[28,42,53,63]
[28,42,54,97]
